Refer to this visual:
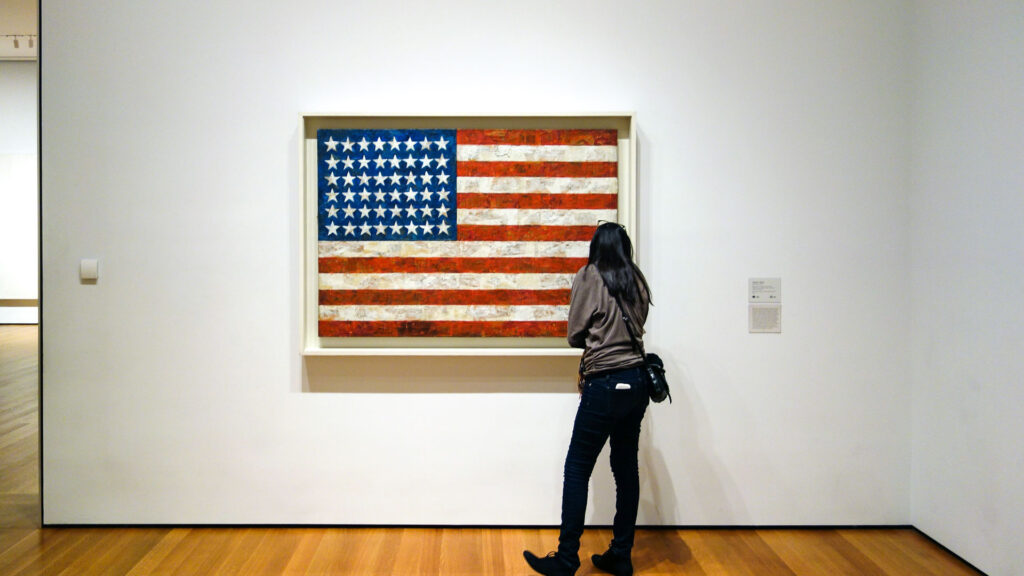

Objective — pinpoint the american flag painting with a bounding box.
[316,128,618,339]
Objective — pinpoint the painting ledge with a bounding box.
[302,347,582,357]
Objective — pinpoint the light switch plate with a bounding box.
[80,259,99,281]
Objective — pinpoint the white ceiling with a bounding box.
[0,0,37,34]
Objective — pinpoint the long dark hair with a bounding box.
[588,222,651,305]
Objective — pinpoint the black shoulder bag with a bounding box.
[613,294,671,404]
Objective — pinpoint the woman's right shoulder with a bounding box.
[575,263,599,282]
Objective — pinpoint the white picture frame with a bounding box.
[300,114,636,356]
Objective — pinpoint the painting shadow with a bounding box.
[303,354,582,394]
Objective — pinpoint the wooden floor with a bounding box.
[0,325,983,575]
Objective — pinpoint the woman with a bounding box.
[524,222,653,576]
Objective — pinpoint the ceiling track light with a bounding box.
[4,35,38,50]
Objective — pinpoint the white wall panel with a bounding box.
[909,3,1024,575]
[42,0,911,526]
[0,61,37,323]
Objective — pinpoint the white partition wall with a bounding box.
[42,0,915,529]
[41,0,914,527]
[909,3,1024,575]
[0,61,38,324]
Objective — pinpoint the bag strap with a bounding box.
[611,292,646,359]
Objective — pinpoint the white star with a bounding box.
[324,137,339,151]
[390,223,404,235]
[421,189,434,201]
[435,136,449,150]
[406,222,418,236]
[404,155,417,167]
[419,137,432,150]
[388,206,403,219]
[342,174,356,187]
[327,206,339,218]
[437,188,450,201]
[343,223,356,236]
[325,190,339,203]
[358,206,371,218]
[437,220,450,235]
[359,223,371,236]
[326,222,340,236]
[343,205,356,219]
[373,190,387,202]
[358,158,370,169]
[373,205,387,218]
[325,172,339,187]
[435,156,448,168]
[325,155,340,169]
[387,157,401,169]
[372,137,386,151]
[374,223,387,235]
[358,190,371,202]
[437,173,449,185]
[421,155,434,167]
[341,137,354,152]
[421,173,434,186]
[373,155,387,169]
[405,206,419,218]
[421,221,435,235]
[373,174,387,187]
[420,205,434,218]
[436,205,450,218]
[387,173,402,185]
[342,157,355,170]
[403,137,416,150]
[357,137,370,151]
[403,190,419,202]
[388,137,401,149]
[403,172,416,183]
[342,190,356,203]
[389,190,403,202]
[358,173,371,186]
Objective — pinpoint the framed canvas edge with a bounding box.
[299,113,637,357]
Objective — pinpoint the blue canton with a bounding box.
[317,129,457,242]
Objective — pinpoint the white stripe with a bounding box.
[457,145,617,163]
[459,209,616,226]
[457,177,618,194]
[319,273,574,291]
[319,305,569,322]
[318,241,590,258]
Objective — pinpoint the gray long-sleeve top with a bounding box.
[567,264,650,376]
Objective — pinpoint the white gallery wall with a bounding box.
[41,0,915,530]
[909,3,1024,575]
[0,61,38,324]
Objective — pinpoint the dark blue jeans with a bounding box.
[557,365,649,566]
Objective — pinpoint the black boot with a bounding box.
[591,548,633,576]
[523,550,578,576]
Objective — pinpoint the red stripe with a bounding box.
[459,225,596,241]
[319,289,571,306]
[319,257,586,274]
[457,130,617,146]
[458,161,617,178]
[457,193,617,210]
[319,320,567,338]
